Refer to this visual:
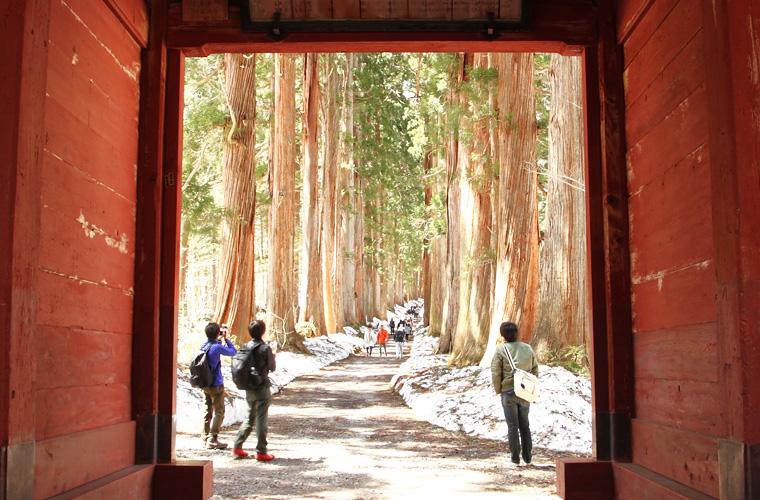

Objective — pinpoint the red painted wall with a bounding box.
[23,0,147,497]
[617,0,718,497]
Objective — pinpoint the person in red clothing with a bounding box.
[376,326,389,356]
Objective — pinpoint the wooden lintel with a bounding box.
[167,2,596,56]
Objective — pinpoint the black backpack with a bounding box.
[189,344,217,388]
[231,341,266,390]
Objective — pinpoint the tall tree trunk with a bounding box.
[298,53,327,333]
[532,55,588,358]
[450,53,496,366]
[436,53,468,354]
[214,53,257,343]
[321,54,340,333]
[267,53,297,340]
[481,52,540,366]
[339,54,358,324]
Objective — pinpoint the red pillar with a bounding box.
[0,0,51,497]
[702,0,760,498]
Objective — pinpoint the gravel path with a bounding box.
[177,349,569,499]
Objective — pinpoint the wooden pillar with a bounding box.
[593,0,634,463]
[702,0,760,498]
[560,1,632,496]
[157,49,185,464]
[0,1,50,498]
[580,0,633,463]
[133,0,168,464]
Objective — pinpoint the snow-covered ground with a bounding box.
[177,300,592,455]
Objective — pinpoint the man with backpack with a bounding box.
[231,320,277,461]
[200,322,237,449]
[393,325,405,359]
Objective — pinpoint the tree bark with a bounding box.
[214,53,257,343]
[321,54,340,334]
[481,52,540,366]
[298,53,327,334]
[339,54,359,324]
[267,53,298,340]
[532,54,588,358]
[436,53,467,354]
[450,53,496,366]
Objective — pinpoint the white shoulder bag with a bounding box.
[504,344,540,403]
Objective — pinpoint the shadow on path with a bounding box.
[178,349,561,500]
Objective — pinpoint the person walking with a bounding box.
[363,326,376,356]
[231,320,277,461]
[200,323,237,449]
[376,326,389,356]
[393,326,405,359]
[490,321,539,466]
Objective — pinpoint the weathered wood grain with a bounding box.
[631,419,719,498]
[613,462,718,500]
[36,384,132,440]
[633,322,717,382]
[44,99,138,197]
[625,84,708,194]
[622,0,701,107]
[635,378,721,436]
[628,144,712,280]
[624,30,704,146]
[618,0,677,63]
[630,260,716,333]
[34,422,136,499]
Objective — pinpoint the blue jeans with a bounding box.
[501,392,532,464]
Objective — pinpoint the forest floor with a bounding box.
[177,346,582,499]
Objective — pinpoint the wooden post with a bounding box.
[564,1,632,495]
[594,0,634,463]
[0,1,50,497]
[133,0,168,464]
[702,0,760,498]
[157,49,185,464]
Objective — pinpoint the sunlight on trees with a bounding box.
[179,52,587,371]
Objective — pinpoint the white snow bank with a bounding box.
[393,335,592,454]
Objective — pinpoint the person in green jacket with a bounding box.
[490,321,539,466]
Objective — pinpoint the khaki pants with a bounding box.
[234,386,271,454]
[202,385,226,440]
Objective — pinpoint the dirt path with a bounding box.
[177,349,568,499]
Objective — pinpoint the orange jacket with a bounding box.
[376,328,388,344]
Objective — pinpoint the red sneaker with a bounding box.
[255,453,275,461]
[231,448,248,458]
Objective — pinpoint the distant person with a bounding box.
[231,320,277,461]
[490,321,539,466]
[363,327,376,356]
[200,322,237,449]
[389,317,396,334]
[393,326,405,359]
[376,326,389,356]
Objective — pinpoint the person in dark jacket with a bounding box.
[200,322,237,449]
[490,321,539,466]
[393,326,405,359]
[231,320,277,461]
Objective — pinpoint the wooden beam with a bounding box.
[701,0,760,498]
[0,0,50,497]
[576,0,632,466]
[166,1,597,55]
[132,0,168,464]
[157,49,185,464]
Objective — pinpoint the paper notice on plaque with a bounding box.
[183,0,228,22]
